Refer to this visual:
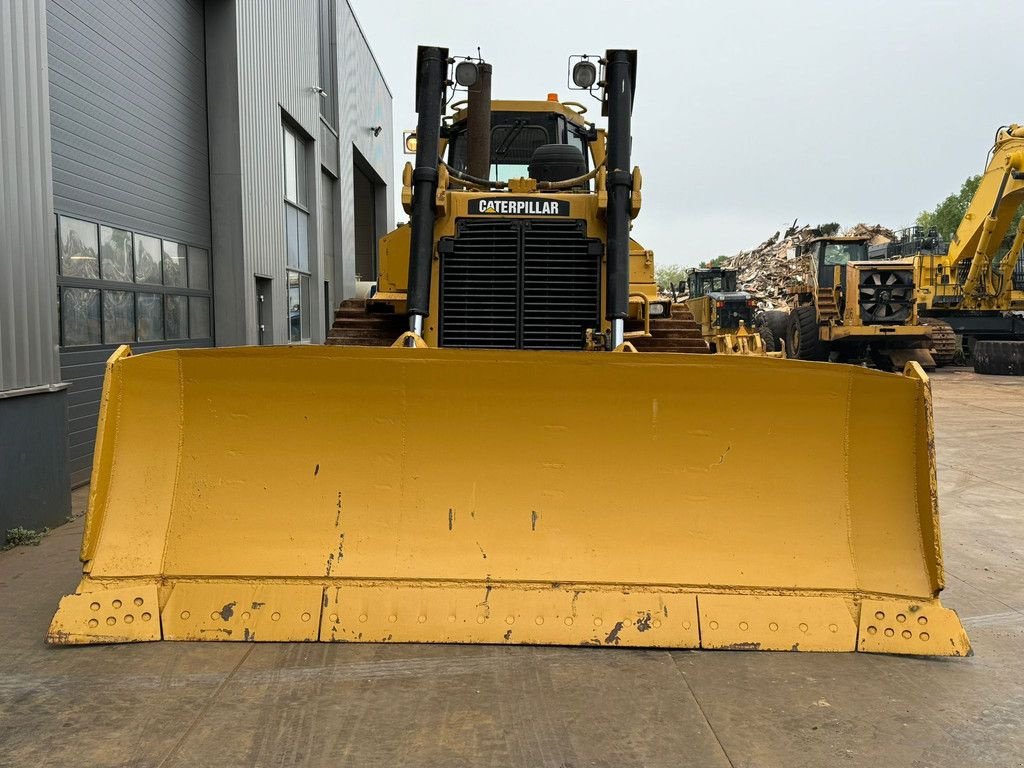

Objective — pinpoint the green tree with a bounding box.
[916,175,981,240]
[655,264,688,292]
[699,255,729,269]
[918,174,1022,255]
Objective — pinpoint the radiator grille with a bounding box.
[439,218,601,349]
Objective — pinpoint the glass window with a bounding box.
[136,292,164,341]
[283,124,306,206]
[100,227,133,282]
[61,287,101,346]
[102,290,135,344]
[286,206,299,268]
[59,217,99,279]
[162,241,187,287]
[188,246,210,290]
[165,295,188,339]
[286,272,311,342]
[285,205,310,271]
[823,243,867,266]
[300,274,310,340]
[189,296,211,339]
[134,235,162,284]
[288,271,301,342]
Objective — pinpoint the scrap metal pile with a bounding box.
[726,221,895,309]
[669,221,896,309]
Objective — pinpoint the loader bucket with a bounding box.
[49,345,969,655]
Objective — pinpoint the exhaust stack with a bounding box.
[603,49,636,349]
[466,61,493,180]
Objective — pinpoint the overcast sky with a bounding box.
[351,0,1022,267]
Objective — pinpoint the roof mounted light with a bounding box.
[454,61,479,87]
[572,60,598,90]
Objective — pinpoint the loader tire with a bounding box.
[922,318,958,367]
[759,326,776,353]
[758,310,789,348]
[787,305,825,361]
[972,340,1024,376]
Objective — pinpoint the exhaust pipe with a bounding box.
[466,62,492,181]
[406,45,449,338]
[604,49,636,349]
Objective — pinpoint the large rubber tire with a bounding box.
[759,326,776,353]
[972,340,1024,375]
[787,305,826,361]
[758,310,789,347]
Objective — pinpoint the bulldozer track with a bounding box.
[326,300,406,347]
[627,304,710,353]
[327,300,710,353]
[922,318,958,366]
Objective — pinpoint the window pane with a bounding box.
[188,246,210,290]
[100,226,133,282]
[134,235,162,284]
[137,293,164,341]
[61,287,101,346]
[59,217,99,279]
[295,135,307,208]
[283,127,297,202]
[300,274,311,340]
[287,271,301,342]
[297,209,309,271]
[165,295,188,339]
[162,241,187,287]
[102,290,135,344]
[189,297,211,339]
[286,205,299,268]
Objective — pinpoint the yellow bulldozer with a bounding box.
[880,125,1024,374]
[684,267,782,356]
[785,235,936,370]
[49,47,969,656]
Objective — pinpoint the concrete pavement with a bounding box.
[0,369,1021,767]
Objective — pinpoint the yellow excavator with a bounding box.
[887,125,1024,374]
[49,47,969,656]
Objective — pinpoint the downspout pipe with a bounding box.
[406,45,448,337]
[604,49,636,349]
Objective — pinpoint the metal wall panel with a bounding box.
[47,0,211,247]
[0,0,61,393]
[335,2,394,299]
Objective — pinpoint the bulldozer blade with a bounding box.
[48,345,969,655]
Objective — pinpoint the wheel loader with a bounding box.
[881,125,1024,373]
[49,47,969,656]
[786,235,936,370]
[684,267,782,356]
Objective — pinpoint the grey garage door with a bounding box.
[48,0,213,486]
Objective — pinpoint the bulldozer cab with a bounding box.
[687,267,737,297]
[444,103,596,183]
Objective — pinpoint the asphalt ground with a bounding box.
[1,368,1021,767]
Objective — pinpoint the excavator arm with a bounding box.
[953,125,1024,305]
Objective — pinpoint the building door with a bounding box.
[255,277,272,345]
[353,165,377,282]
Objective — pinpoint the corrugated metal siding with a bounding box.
[49,0,213,486]
[0,0,61,392]
[47,0,211,247]
[60,339,210,486]
[234,1,322,343]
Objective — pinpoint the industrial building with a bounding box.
[0,0,393,534]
